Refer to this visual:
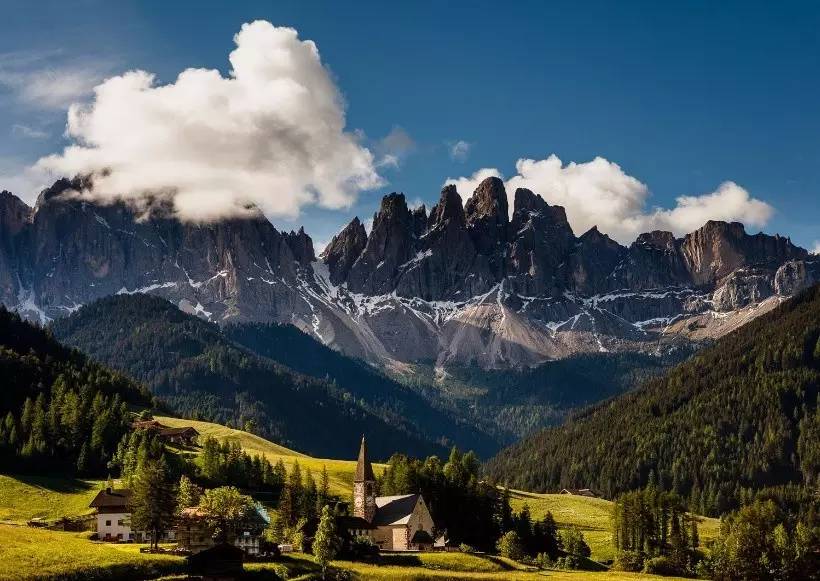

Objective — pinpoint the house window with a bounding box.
[105,520,111,526]
[118,519,124,526]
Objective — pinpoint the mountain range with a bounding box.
[1,176,818,371]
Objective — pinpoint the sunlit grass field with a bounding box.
[509,489,720,563]
[247,551,694,580]
[0,474,104,523]
[0,524,184,580]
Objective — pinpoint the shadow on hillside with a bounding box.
[12,474,96,493]
[479,554,516,570]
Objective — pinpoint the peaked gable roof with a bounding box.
[355,435,375,482]
[89,488,131,509]
[373,494,420,526]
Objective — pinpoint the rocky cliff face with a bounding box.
[1,177,815,369]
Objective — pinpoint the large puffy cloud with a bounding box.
[446,155,774,243]
[35,21,383,221]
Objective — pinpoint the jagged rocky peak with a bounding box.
[428,184,466,229]
[512,187,548,214]
[0,190,32,236]
[411,204,428,237]
[283,226,315,266]
[634,230,679,251]
[346,192,417,294]
[321,216,368,284]
[464,176,509,262]
[465,176,508,223]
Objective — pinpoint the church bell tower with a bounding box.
[353,435,376,523]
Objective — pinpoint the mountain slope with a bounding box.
[484,284,820,514]
[2,177,817,371]
[50,294,450,458]
[0,305,152,474]
[224,322,498,454]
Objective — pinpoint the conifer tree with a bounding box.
[312,505,339,578]
[130,457,177,550]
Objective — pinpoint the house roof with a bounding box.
[89,488,131,509]
[159,427,199,437]
[373,494,420,526]
[354,436,375,482]
[411,529,434,544]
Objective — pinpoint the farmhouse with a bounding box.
[132,419,200,446]
[176,504,268,555]
[89,487,175,542]
[340,436,435,551]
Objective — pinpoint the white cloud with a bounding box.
[0,50,105,110]
[0,158,47,203]
[11,124,48,139]
[33,21,384,221]
[374,126,415,168]
[446,154,774,243]
[448,140,471,162]
[812,241,820,255]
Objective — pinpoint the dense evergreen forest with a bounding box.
[0,306,153,474]
[51,294,446,459]
[485,285,820,516]
[226,322,497,455]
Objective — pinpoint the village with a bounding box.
[83,420,471,576]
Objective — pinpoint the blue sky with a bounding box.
[1,0,818,251]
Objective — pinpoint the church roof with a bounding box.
[373,494,420,526]
[354,436,375,482]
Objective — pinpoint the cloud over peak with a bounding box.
[35,21,383,221]
[446,154,774,243]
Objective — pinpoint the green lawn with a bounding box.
[247,552,695,580]
[509,489,720,563]
[0,524,184,580]
[156,415,385,498]
[0,474,106,523]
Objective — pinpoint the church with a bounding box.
[340,436,435,551]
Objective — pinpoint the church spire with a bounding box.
[355,435,375,482]
[353,435,377,522]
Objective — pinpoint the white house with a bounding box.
[89,487,175,542]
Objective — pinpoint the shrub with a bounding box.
[613,550,645,572]
[534,552,555,569]
[496,530,525,561]
[459,543,476,553]
[643,555,685,576]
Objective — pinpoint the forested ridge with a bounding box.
[225,322,497,455]
[0,306,153,474]
[485,285,820,516]
[51,294,446,459]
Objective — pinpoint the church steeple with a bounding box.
[353,435,376,522]
[355,435,375,482]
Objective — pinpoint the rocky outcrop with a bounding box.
[321,217,367,285]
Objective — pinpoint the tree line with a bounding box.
[485,285,820,516]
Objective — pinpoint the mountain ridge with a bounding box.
[1,176,817,370]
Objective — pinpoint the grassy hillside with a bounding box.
[0,524,184,580]
[0,475,104,523]
[486,285,820,514]
[157,415,384,498]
